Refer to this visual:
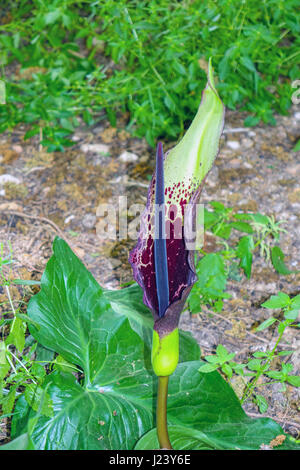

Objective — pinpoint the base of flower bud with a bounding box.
[151,328,179,376]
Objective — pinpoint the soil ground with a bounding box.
[0,105,299,442]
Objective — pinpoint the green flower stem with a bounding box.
[156,376,172,450]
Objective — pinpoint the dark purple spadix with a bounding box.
[154,142,169,318]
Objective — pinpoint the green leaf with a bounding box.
[14,362,299,450]
[277,350,293,357]
[213,223,232,239]
[221,363,233,378]
[135,425,222,450]
[262,292,291,309]
[204,209,219,230]
[244,116,260,127]
[250,213,270,225]
[271,246,295,275]
[0,433,32,450]
[252,351,268,358]
[287,376,300,387]
[44,10,61,25]
[247,359,262,371]
[292,139,300,152]
[198,363,219,373]
[136,362,298,450]
[255,317,277,331]
[265,371,283,380]
[11,238,299,450]
[255,394,268,414]
[12,279,41,286]
[284,309,299,321]
[6,316,26,352]
[291,295,300,309]
[216,344,229,359]
[35,344,55,363]
[1,385,17,415]
[14,238,154,450]
[236,235,254,279]
[194,253,227,299]
[24,384,53,418]
[230,221,253,234]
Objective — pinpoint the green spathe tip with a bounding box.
[164,58,225,190]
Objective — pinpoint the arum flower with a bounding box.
[129,59,225,449]
[129,60,224,372]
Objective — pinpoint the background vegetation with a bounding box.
[0,0,299,150]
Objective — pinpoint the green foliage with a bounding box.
[0,243,52,422]
[292,139,300,152]
[189,202,296,315]
[6,238,299,450]
[189,253,230,313]
[198,293,299,412]
[0,0,299,149]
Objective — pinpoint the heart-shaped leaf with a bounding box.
[11,238,197,450]
[11,238,299,450]
[135,362,299,450]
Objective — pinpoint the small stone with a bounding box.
[0,174,21,185]
[109,258,122,268]
[92,125,104,133]
[294,112,300,120]
[241,138,254,149]
[248,130,256,137]
[227,140,240,150]
[82,213,97,229]
[139,155,149,164]
[0,202,23,211]
[286,164,300,176]
[80,144,110,154]
[118,151,138,163]
[64,215,75,224]
[255,282,277,292]
[239,199,258,212]
[11,144,23,153]
[229,158,242,167]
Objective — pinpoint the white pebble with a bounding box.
[64,215,75,224]
[294,112,300,120]
[248,131,256,137]
[0,174,21,185]
[227,141,240,150]
[80,143,110,154]
[119,151,138,163]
